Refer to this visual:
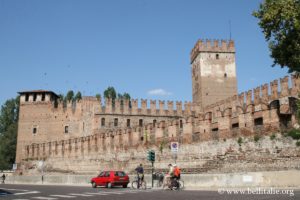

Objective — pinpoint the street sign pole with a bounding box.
[171,142,179,164]
[151,161,154,188]
[173,152,177,164]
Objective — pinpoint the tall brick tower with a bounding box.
[190,39,237,110]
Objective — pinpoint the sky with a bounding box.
[0,0,289,107]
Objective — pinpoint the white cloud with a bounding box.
[147,89,172,96]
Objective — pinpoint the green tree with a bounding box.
[65,90,74,102]
[58,94,64,101]
[0,97,19,170]
[122,92,131,100]
[104,87,117,106]
[95,94,101,101]
[104,87,117,100]
[253,0,300,72]
[74,91,82,101]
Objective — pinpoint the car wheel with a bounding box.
[107,182,112,188]
[92,182,97,188]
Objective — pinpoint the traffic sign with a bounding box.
[171,142,179,152]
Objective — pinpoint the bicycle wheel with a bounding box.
[179,180,184,189]
[141,181,147,190]
[157,180,163,187]
[131,180,138,189]
[162,179,171,190]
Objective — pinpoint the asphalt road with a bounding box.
[0,184,299,200]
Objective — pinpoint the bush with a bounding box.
[254,135,261,142]
[270,134,276,140]
[296,141,300,147]
[237,137,243,146]
[287,129,300,140]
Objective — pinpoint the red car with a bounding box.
[91,171,129,188]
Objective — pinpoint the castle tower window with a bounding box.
[254,117,263,126]
[224,73,227,78]
[65,126,69,133]
[139,119,143,127]
[33,127,37,134]
[216,54,219,59]
[33,94,37,102]
[127,119,130,127]
[25,94,29,102]
[180,120,183,129]
[153,119,157,127]
[101,118,105,127]
[114,118,118,127]
[232,123,239,128]
[41,93,45,101]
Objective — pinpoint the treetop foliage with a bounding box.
[253,0,300,72]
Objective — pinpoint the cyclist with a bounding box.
[135,164,144,188]
[165,164,174,189]
[174,164,181,179]
[173,164,181,189]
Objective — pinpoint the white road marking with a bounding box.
[50,195,76,198]
[98,191,127,195]
[13,199,30,200]
[69,193,93,197]
[84,192,108,195]
[14,191,40,196]
[32,197,57,200]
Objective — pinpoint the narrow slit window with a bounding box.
[139,119,143,127]
[65,126,69,133]
[127,119,130,127]
[33,127,37,134]
[101,118,105,127]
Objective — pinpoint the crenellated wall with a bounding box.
[190,39,235,64]
[97,98,193,117]
[18,74,300,174]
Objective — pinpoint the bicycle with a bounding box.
[131,175,147,189]
[153,172,164,187]
[163,177,184,190]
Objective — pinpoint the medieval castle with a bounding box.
[15,39,300,174]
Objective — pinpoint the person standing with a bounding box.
[135,164,144,189]
[2,174,6,184]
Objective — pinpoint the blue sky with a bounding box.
[0,0,289,106]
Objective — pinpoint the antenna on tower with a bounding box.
[229,20,232,40]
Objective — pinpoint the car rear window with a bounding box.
[114,171,126,177]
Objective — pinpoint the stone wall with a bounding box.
[21,133,300,175]
[17,74,300,174]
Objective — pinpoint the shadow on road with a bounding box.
[0,189,12,196]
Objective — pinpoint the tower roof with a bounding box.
[18,90,59,98]
[190,39,235,64]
